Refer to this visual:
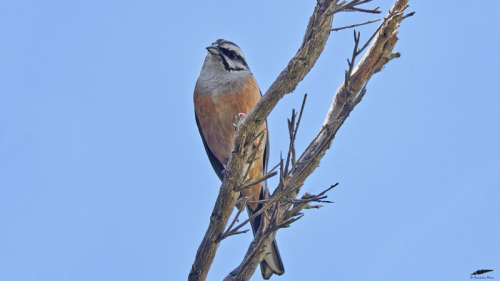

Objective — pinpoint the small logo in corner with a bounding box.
[470,269,494,279]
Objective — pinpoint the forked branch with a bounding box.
[188,0,413,280]
[224,1,413,280]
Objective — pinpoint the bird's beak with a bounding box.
[206,45,220,55]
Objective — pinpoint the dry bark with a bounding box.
[188,1,413,280]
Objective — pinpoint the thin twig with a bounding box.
[284,109,296,175]
[266,201,280,233]
[331,19,380,31]
[336,0,376,13]
[292,94,308,167]
[356,16,385,55]
[345,6,381,14]
[403,11,415,19]
[240,129,266,186]
[237,171,278,191]
[284,93,308,175]
[266,161,280,177]
[221,229,250,239]
[289,124,329,174]
[279,154,285,190]
[225,197,278,237]
[347,29,361,80]
[220,197,249,241]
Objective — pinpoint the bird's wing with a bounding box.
[195,111,224,181]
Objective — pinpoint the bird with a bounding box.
[193,39,284,279]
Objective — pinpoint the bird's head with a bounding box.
[205,39,250,72]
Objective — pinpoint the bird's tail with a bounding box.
[259,238,284,279]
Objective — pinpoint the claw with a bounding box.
[233,112,248,127]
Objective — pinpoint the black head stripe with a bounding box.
[220,48,248,69]
[220,48,237,60]
[218,55,232,71]
[212,39,249,71]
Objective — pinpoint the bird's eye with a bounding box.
[221,48,237,60]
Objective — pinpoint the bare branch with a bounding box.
[284,93,307,175]
[189,0,413,280]
[220,197,250,241]
[335,0,380,14]
[284,109,296,176]
[331,19,380,31]
[238,0,339,134]
[347,29,361,80]
[403,11,415,19]
[237,171,278,192]
[224,1,412,280]
[344,6,381,14]
[292,94,308,165]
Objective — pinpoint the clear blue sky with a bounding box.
[1,1,499,280]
